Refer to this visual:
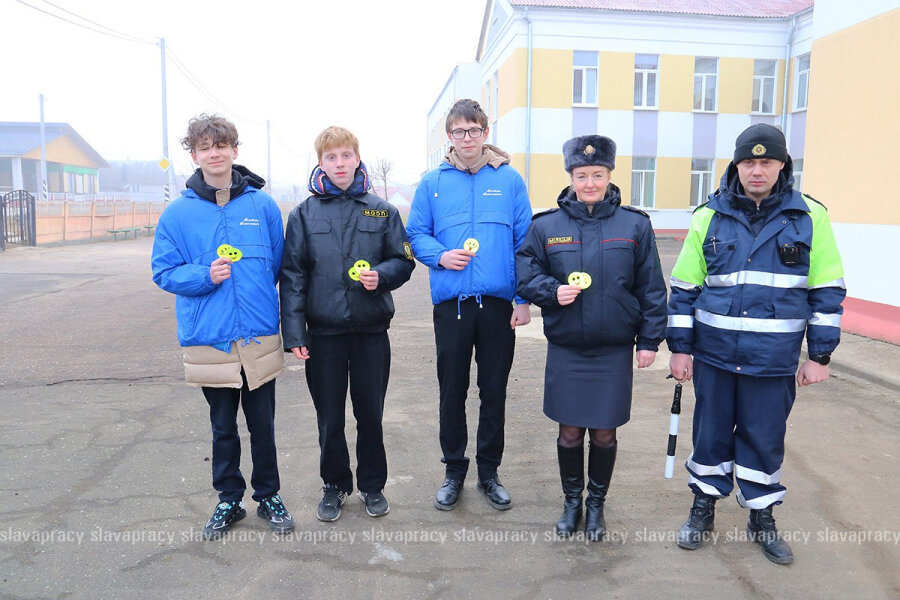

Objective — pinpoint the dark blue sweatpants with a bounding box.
[686,359,795,509]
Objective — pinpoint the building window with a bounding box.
[795,53,810,110]
[690,159,715,207]
[793,158,804,192]
[573,51,598,106]
[693,57,718,112]
[752,59,777,114]
[631,157,656,208]
[634,54,659,108]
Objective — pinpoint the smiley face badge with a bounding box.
[348,259,371,282]
[216,244,243,262]
[463,238,479,253]
[567,271,592,290]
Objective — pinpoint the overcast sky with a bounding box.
[1,0,487,186]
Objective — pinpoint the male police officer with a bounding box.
[667,124,845,565]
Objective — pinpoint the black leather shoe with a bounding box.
[477,477,511,510]
[434,478,463,511]
[677,494,716,550]
[748,507,794,565]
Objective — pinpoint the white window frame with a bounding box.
[634,54,659,109]
[752,59,777,114]
[690,159,715,207]
[573,51,598,107]
[793,158,804,193]
[631,157,656,208]
[794,53,810,111]
[693,57,718,113]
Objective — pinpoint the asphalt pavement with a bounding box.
[0,236,898,600]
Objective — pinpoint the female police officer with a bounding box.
[516,135,667,540]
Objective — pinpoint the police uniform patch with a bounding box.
[403,242,414,261]
[547,236,574,246]
[584,144,595,155]
[362,209,389,218]
[751,144,766,156]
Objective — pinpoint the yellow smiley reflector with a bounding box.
[464,238,479,253]
[567,271,592,290]
[216,244,242,262]
[353,259,371,272]
[348,267,361,281]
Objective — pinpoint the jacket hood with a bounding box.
[444,143,510,174]
[556,182,622,219]
[308,162,371,198]
[185,164,266,203]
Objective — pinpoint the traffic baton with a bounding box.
[664,374,682,479]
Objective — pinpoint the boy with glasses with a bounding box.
[407,99,533,512]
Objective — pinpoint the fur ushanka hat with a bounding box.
[563,135,616,172]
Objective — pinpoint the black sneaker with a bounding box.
[358,490,390,517]
[316,484,347,522]
[202,500,246,540]
[257,494,294,534]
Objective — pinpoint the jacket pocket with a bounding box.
[693,290,733,316]
[435,211,470,238]
[546,243,579,281]
[356,218,385,262]
[702,236,737,274]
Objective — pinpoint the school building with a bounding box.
[425,0,899,342]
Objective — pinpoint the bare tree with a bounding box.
[287,184,305,205]
[371,158,392,201]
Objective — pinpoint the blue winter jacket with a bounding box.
[406,147,532,306]
[666,162,845,376]
[151,169,284,350]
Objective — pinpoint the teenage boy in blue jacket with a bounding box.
[152,114,293,540]
[407,99,532,512]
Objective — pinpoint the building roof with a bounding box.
[506,0,814,18]
[0,122,108,167]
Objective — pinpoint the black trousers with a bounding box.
[433,296,515,481]
[203,376,279,503]
[305,331,390,494]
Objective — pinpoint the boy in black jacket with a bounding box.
[280,126,415,521]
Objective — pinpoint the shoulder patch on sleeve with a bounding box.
[621,205,649,218]
[532,208,558,220]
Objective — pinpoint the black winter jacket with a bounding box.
[280,190,415,348]
[516,184,667,350]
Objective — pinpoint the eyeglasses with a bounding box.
[449,127,485,140]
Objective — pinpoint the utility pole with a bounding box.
[39,94,48,200]
[266,119,272,195]
[159,37,173,202]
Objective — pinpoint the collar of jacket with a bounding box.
[184,165,265,203]
[443,143,509,175]
[556,182,621,219]
[308,162,371,198]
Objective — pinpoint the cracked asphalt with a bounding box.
[1,236,898,600]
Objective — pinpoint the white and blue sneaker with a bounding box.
[202,500,246,540]
[257,494,294,534]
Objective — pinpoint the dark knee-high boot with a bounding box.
[556,442,584,536]
[585,442,616,542]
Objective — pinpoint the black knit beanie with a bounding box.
[733,123,788,164]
